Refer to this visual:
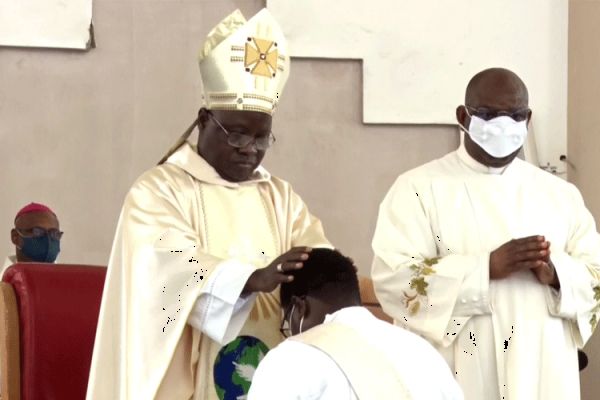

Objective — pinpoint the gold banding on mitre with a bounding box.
[242,104,273,114]
[243,93,275,104]
[207,103,240,111]
[208,93,238,100]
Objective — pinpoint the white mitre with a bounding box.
[158,9,290,164]
[198,8,290,115]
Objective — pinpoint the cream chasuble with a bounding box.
[86,142,330,400]
[372,143,600,400]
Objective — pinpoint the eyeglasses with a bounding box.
[465,105,530,122]
[208,112,276,151]
[17,227,63,240]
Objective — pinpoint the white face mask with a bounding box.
[460,113,528,158]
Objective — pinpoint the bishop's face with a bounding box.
[11,211,60,262]
[197,109,273,182]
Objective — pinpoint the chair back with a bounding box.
[1,263,106,400]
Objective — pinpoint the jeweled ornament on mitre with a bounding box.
[244,37,279,78]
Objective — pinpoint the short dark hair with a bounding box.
[280,248,361,309]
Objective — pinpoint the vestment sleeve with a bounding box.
[372,177,492,346]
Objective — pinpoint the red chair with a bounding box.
[0,263,106,400]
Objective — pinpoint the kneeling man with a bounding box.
[248,249,463,400]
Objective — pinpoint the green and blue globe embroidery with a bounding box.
[213,335,269,400]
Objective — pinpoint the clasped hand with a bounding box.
[489,235,559,289]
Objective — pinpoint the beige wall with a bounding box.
[0,0,457,274]
[569,1,600,399]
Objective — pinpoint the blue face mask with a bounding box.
[20,234,60,263]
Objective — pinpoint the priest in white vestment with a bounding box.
[371,68,600,400]
[86,9,330,400]
[249,249,464,400]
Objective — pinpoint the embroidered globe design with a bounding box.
[213,335,269,400]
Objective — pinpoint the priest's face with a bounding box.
[456,68,532,168]
[197,109,273,182]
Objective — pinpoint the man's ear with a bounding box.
[526,109,533,128]
[11,228,20,247]
[456,105,469,129]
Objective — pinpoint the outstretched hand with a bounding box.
[242,247,312,295]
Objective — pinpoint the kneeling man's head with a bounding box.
[280,248,361,337]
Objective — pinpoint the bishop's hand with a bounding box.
[242,247,312,295]
[489,235,550,280]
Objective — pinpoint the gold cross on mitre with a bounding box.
[244,37,279,78]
